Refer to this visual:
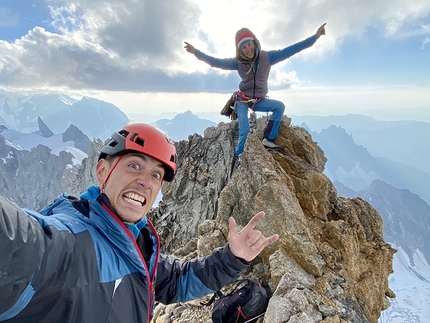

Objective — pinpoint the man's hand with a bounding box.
[228,211,279,262]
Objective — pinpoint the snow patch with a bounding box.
[379,246,430,323]
[1,129,87,164]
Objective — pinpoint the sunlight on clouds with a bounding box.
[0,0,429,109]
[269,69,300,90]
[191,0,269,57]
[380,1,430,38]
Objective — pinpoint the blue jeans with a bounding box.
[235,98,285,155]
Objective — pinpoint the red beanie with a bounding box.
[236,31,254,48]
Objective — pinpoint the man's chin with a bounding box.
[116,208,147,224]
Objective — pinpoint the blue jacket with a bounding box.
[0,187,248,322]
[194,35,317,98]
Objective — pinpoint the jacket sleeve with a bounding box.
[268,34,317,65]
[0,195,75,319]
[194,50,239,70]
[154,243,249,304]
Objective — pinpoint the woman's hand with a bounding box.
[184,42,196,54]
[316,23,326,39]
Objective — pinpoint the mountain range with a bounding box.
[0,92,428,322]
[0,91,128,140]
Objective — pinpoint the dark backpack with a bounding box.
[206,279,272,323]
[220,93,237,120]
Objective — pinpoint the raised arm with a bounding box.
[183,41,238,70]
[0,196,76,319]
[269,23,327,65]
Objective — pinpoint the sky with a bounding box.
[0,0,429,121]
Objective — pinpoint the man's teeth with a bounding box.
[124,193,145,206]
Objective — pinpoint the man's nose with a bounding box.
[136,171,153,188]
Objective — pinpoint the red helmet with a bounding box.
[99,123,177,181]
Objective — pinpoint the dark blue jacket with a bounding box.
[0,187,248,323]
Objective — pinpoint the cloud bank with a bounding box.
[0,0,429,95]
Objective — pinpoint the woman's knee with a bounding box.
[276,101,285,113]
[272,101,285,118]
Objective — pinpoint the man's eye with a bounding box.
[152,172,162,180]
[129,163,140,170]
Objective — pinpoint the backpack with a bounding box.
[206,279,272,323]
[220,93,237,120]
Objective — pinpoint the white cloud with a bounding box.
[422,37,430,49]
[0,0,429,95]
[268,68,301,90]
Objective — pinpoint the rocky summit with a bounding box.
[149,116,396,323]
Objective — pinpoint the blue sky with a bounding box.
[0,0,429,121]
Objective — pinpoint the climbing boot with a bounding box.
[262,138,283,150]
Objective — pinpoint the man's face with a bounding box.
[96,153,165,223]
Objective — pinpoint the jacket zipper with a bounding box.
[102,202,158,323]
[253,71,256,98]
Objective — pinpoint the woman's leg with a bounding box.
[235,102,250,155]
[253,98,285,140]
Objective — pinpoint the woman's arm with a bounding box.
[184,42,238,70]
[268,23,327,65]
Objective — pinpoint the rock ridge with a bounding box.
[150,116,396,323]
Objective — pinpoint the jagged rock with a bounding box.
[62,124,92,154]
[37,116,54,137]
[68,138,103,195]
[152,121,236,252]
[150,116,395,323]
[0,134,75,210]
[0,134,102,210]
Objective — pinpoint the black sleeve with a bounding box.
[154,244,249,304]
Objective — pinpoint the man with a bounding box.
[0,123,278,323]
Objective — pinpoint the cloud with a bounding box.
[48,0,201,62]
[268,68,300,90]
[0,0,429,94]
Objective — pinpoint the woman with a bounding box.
[184,23,326,156]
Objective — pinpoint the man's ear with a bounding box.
[96,159,108,184]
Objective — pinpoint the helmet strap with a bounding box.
[100,155,124,194]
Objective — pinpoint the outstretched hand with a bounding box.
[184,42,196,54]
[228,211,279,262]
[316,23,327,39]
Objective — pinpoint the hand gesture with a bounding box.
[228,211,279,262]
[316,23,326,39]
[184,42,196,54]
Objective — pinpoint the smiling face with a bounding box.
[240,40,256,59]
[96,153,165,223]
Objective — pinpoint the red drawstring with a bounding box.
[235,306,249,323]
